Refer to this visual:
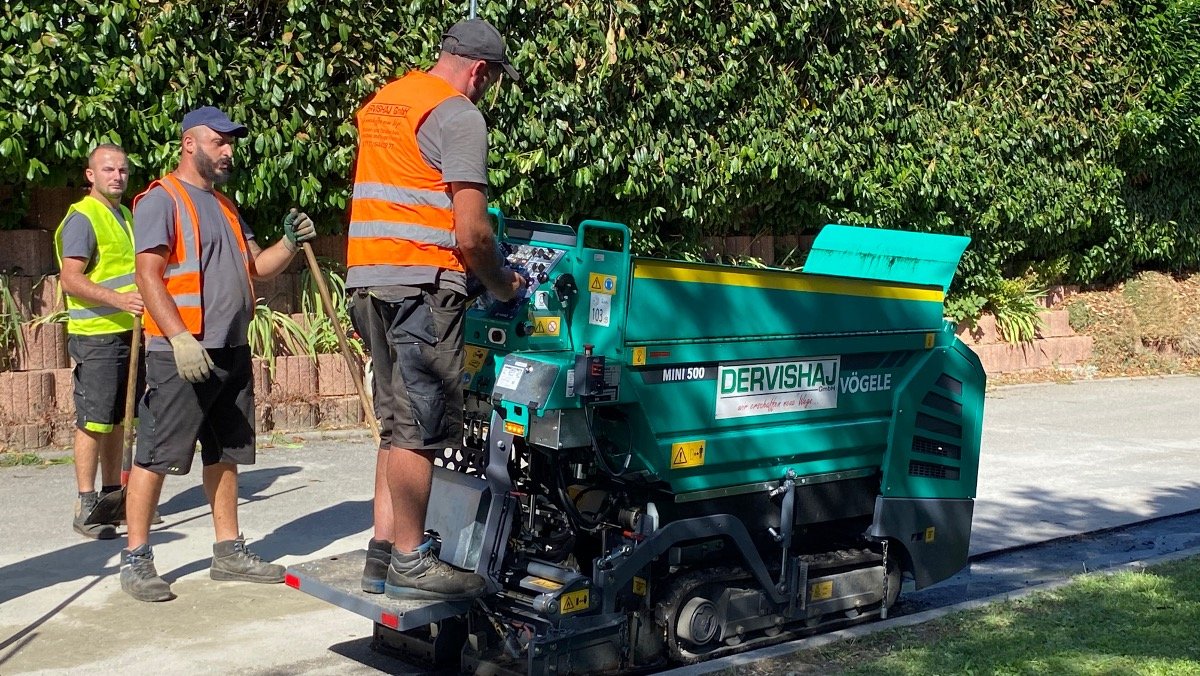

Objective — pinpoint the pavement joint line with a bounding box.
[660,543,1200,675]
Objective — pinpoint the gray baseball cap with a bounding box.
[441,18,521,83]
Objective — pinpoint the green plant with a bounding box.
[1066,298,1097,333]
[247,300,313,373]
[30,309,68,326]
[0,273,25,370]
[298,258,362,358]
[988,276,1046,344]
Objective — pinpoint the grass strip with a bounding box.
[731,556,1200,675]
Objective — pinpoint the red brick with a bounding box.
[6,275,35,319]
[16,321,69,371]
[308,234,348,269]
[317,353,363,397]
[49,367,75,415]
[254,272,297,313]
[318,395,363,428]
[32,275,63,315]
[255,402,272,433]
[969,336,1093,374]
[1042,284,1079,308]
[272,355,317,401]
[24,186,86,230]
[956,313,1000,346]
[1,423,51,451]
[1036,310,1074,339]
[747,235,775,265]
[251,358,272,401]
[0,229,56,276]
[273,401,317,431]
[0,370,55,420]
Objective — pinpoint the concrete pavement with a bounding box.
[2,376,1199,674]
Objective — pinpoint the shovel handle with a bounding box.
[120,315,142,486]
[301,242,381,443]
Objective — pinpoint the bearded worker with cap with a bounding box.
[346,18,525,601]
[121,106,318,602]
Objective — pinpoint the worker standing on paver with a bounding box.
[54,143,143,540]
[345,19,524,601]
[120,106,317,602]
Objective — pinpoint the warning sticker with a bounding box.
[631,347,646,366]
[589,293,611,327]
[810,579,834,602]
[670,440,706,469]
[924,526,936,543]
[560,589,590,614]
[588,273,617,295]
[527,577,561,591]
[464,346,489,375]
[632,577,647,596]
[532,315,561,337]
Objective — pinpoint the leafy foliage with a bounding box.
[247,300,312,370]
[0,0,1198,308]
[0,273,25,369]
[298,256,362,357]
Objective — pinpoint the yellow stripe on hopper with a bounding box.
[632,260,944,303]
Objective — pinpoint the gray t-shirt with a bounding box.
[134,181,256,351]
[60,205,130,271]
[345,96,486,295]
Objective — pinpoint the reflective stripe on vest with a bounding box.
[132,175,253,338]
[53,196,137,336]
[347,71,467,275]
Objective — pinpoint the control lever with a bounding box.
[554,273,578,304]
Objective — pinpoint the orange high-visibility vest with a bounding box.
[133,174,254,337]
[347,71,466,274]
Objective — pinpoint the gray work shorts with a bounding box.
[68,332,143,434]
[348,286,465,452]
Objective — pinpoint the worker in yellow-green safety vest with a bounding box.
[53,143,146,540]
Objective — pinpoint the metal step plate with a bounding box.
[285,550,470,631]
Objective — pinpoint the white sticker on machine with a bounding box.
[715,356,840,419]
[496,363,525,390]
[589,292,611,327]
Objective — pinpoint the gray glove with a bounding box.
[283,208,316,251]
[169,332,214,383]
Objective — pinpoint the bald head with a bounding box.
[86,144,128,207]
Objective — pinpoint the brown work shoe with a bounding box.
[384,542,486,601]
[121,545,175,602]
[210,535,284,583]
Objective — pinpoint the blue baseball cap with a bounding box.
[181,106,249,138]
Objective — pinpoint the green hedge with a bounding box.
[1,0,1198,310]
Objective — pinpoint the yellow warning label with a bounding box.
[924,526,936,543]
[632,577,647,596]
[670,440,706,469]
[560,589,590,614]
[925,332,936,349]
[527,577,561,590]
[588,273,617,295]
[631,346,646,366]
[810,579,834,601]
[504,421,526,437]
[464,346,489,375]
[532,315,562,337]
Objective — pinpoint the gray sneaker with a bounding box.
[121,545,174,602]
[210,535,284,583]
[384,542,486,601]
[73,493,117,540]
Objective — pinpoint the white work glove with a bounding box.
[169,332,214,383]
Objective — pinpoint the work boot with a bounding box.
[120,545,174,602]
[361,538,392,594]
[210,535,285,583]
[384,540,486,601]
[73,492,117,540]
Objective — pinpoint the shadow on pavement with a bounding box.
[972,482,1200,555]
[0,531,185,607]
[157,465,303,516]
[162,499,372,581]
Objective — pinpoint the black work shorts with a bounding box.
[135,345,255,475]
[68,332,144,433]
[348,287,465,452]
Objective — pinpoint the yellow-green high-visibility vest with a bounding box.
[53,196,137,335]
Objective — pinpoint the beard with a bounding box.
[196,149,233,185]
